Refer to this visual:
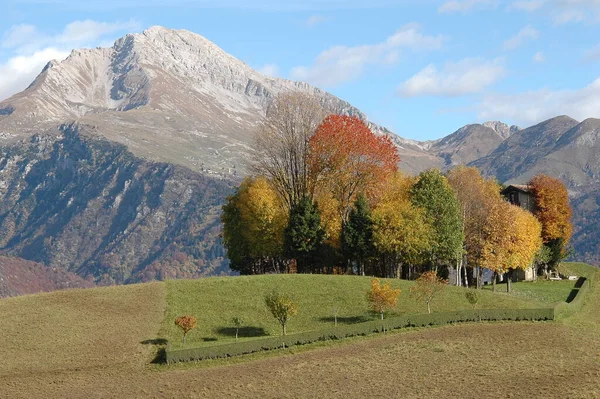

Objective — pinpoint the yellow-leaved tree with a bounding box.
[447,166,503,287]
[366,278,401,321]
[410,271,447,314]
[481,201,542,292]
[372,173,432,279]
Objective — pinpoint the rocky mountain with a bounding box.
[428,122,520,167]
[0,26,597,290]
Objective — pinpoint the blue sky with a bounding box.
[1,0,600,141]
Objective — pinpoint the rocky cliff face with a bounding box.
[0,124,233,284]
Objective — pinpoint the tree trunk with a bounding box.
[183,332,187,344]
[463,261,469,288]
[492,271,497,292]
[427,301,431,314]
[235,328,239,340]
[283,324,286,336]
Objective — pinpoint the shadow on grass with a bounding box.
[215,326,269,338]
[140,338,168,364]
[566,277,587,303]
[318,315,371,325]
[202,337,219,342]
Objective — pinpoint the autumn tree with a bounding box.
[447,167,502,287]
[284,196,325,273]
[342,194,375,275]
[222,177,287,274]
[265,292,298,336]
[308,115,399,223]
[481,201,542,292]
[174,315,197,344]
[410,169,464,272]
[366,278,401,320]
[528,174,573,274]
[252,91,326,211]
[372,174,432,279]
[410,271,447,314]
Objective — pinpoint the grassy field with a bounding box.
[0,263,598,398]
[161,274,545,349]
[482,261,596,304]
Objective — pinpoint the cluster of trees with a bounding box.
[222,91,573,286]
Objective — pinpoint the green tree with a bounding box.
[342,194,375,276]
[232,316,244,340]
[222,177,287,274]
[410,169,464,271]
[284,197,325,273]
[222,190,252,274]
[265,292,298,336]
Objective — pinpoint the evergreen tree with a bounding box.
[342,194,375,275]
[284,197,325,273]
[221,191,252,274]
[410,169,464,271]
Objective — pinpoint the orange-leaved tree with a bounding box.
[366,278,401,320]
[410,271,447,314]
[174,315,197,344]
[528,174,573,273]
[308,115,400,223]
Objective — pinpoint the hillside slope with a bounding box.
[0,268,597,398]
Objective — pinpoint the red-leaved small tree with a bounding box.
[174,315,197,344]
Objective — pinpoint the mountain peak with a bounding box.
[482,121,520,139]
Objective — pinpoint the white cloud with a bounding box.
[290,24,447,87]
[0,19,140,101]
[305,15,325,27]
[1,24,39,49]
[0,48,70,101]
[508,0,546,11]
[502,25,539,50]
[438,0,496,13]
[533,51,545,62]
[508,0,600,23]
[553,7,586,23]
[582,43,600,61]
[478,78,600,124]
[2,19,139,55]
[259,64,280,77]
[397,57,505,97]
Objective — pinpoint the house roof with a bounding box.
[502,184,531,193]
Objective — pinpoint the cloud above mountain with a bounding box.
[398,57,505,97]
[290,24,447,87]
[0,19,140,101]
